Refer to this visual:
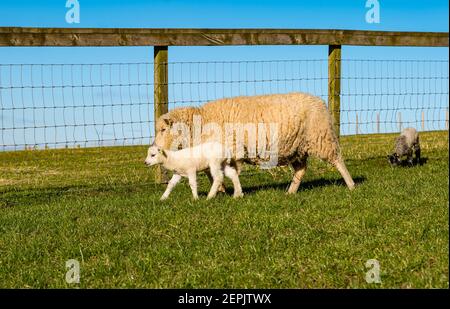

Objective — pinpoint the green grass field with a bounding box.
[0,131,448,288]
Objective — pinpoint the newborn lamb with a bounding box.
[388,127,421,166]
[145,142,243,200]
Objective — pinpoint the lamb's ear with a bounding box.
[159,148,168,158]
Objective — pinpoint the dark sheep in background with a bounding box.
[388,127,421,166]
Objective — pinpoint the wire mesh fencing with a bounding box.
[340,59,449,135]
[0,59,448,151]
[0,63,154,151]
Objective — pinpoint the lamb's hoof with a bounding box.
[233,192,244,199]
[160,196,168,201]
[206,195,216,200]
[218,185,226,193]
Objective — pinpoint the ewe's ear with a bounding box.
[160,114,173,127]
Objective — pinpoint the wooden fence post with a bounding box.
[355,113,359,135]
[154,46,169,183]
[446,109,449,130]
[328,45,341,138]
[421,111,425,130]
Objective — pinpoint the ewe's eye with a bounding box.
[161,128,166,132]
[151,154,156,157]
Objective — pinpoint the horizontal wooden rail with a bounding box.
[0,27,448,47]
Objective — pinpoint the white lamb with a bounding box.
[144,142,243,200]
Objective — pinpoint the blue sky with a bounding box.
[0,0,448,63]
[0,0,448,30]
[0,1,448,149]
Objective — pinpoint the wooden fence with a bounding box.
[0,27,448,182]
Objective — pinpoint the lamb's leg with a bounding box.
[160,174,182,201]
[287,159,307,194]
[407,155,414,165]
[206,164,224,200]
[205,169,226,193]
[414,145,421,164]
[406,149,414,165]
[333,158,355,190]
[224,165,243,198]
[187,172,199,200]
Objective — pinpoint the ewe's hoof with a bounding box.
[233,193,244,198]
[160,196,168,201]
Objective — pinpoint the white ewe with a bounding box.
[145,142,243,200]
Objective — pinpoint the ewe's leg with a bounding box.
[287,159,307,194]
[206,164,224,200]
[205,169,226,193]
[235,160,243,175]
[224,165,243,198]
[187,172,199,200]
[333,158,355,190]
[160,174,182,201]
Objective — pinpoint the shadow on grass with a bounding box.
[1,174,368,207]
[415,157,429,166]
[0,182,156,208]
[389,157,429,168]
[235,176,366,196]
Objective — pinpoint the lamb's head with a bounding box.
[387,153,400,166]
[154,113,175,150]
[144,145,167,166]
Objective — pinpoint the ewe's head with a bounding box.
[144,145,167,166]
[154,114,175,149]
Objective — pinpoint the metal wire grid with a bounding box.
[0,63,154,151]
[0,59,448,151]
[340,59,449,135]
[167,59,329,109]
